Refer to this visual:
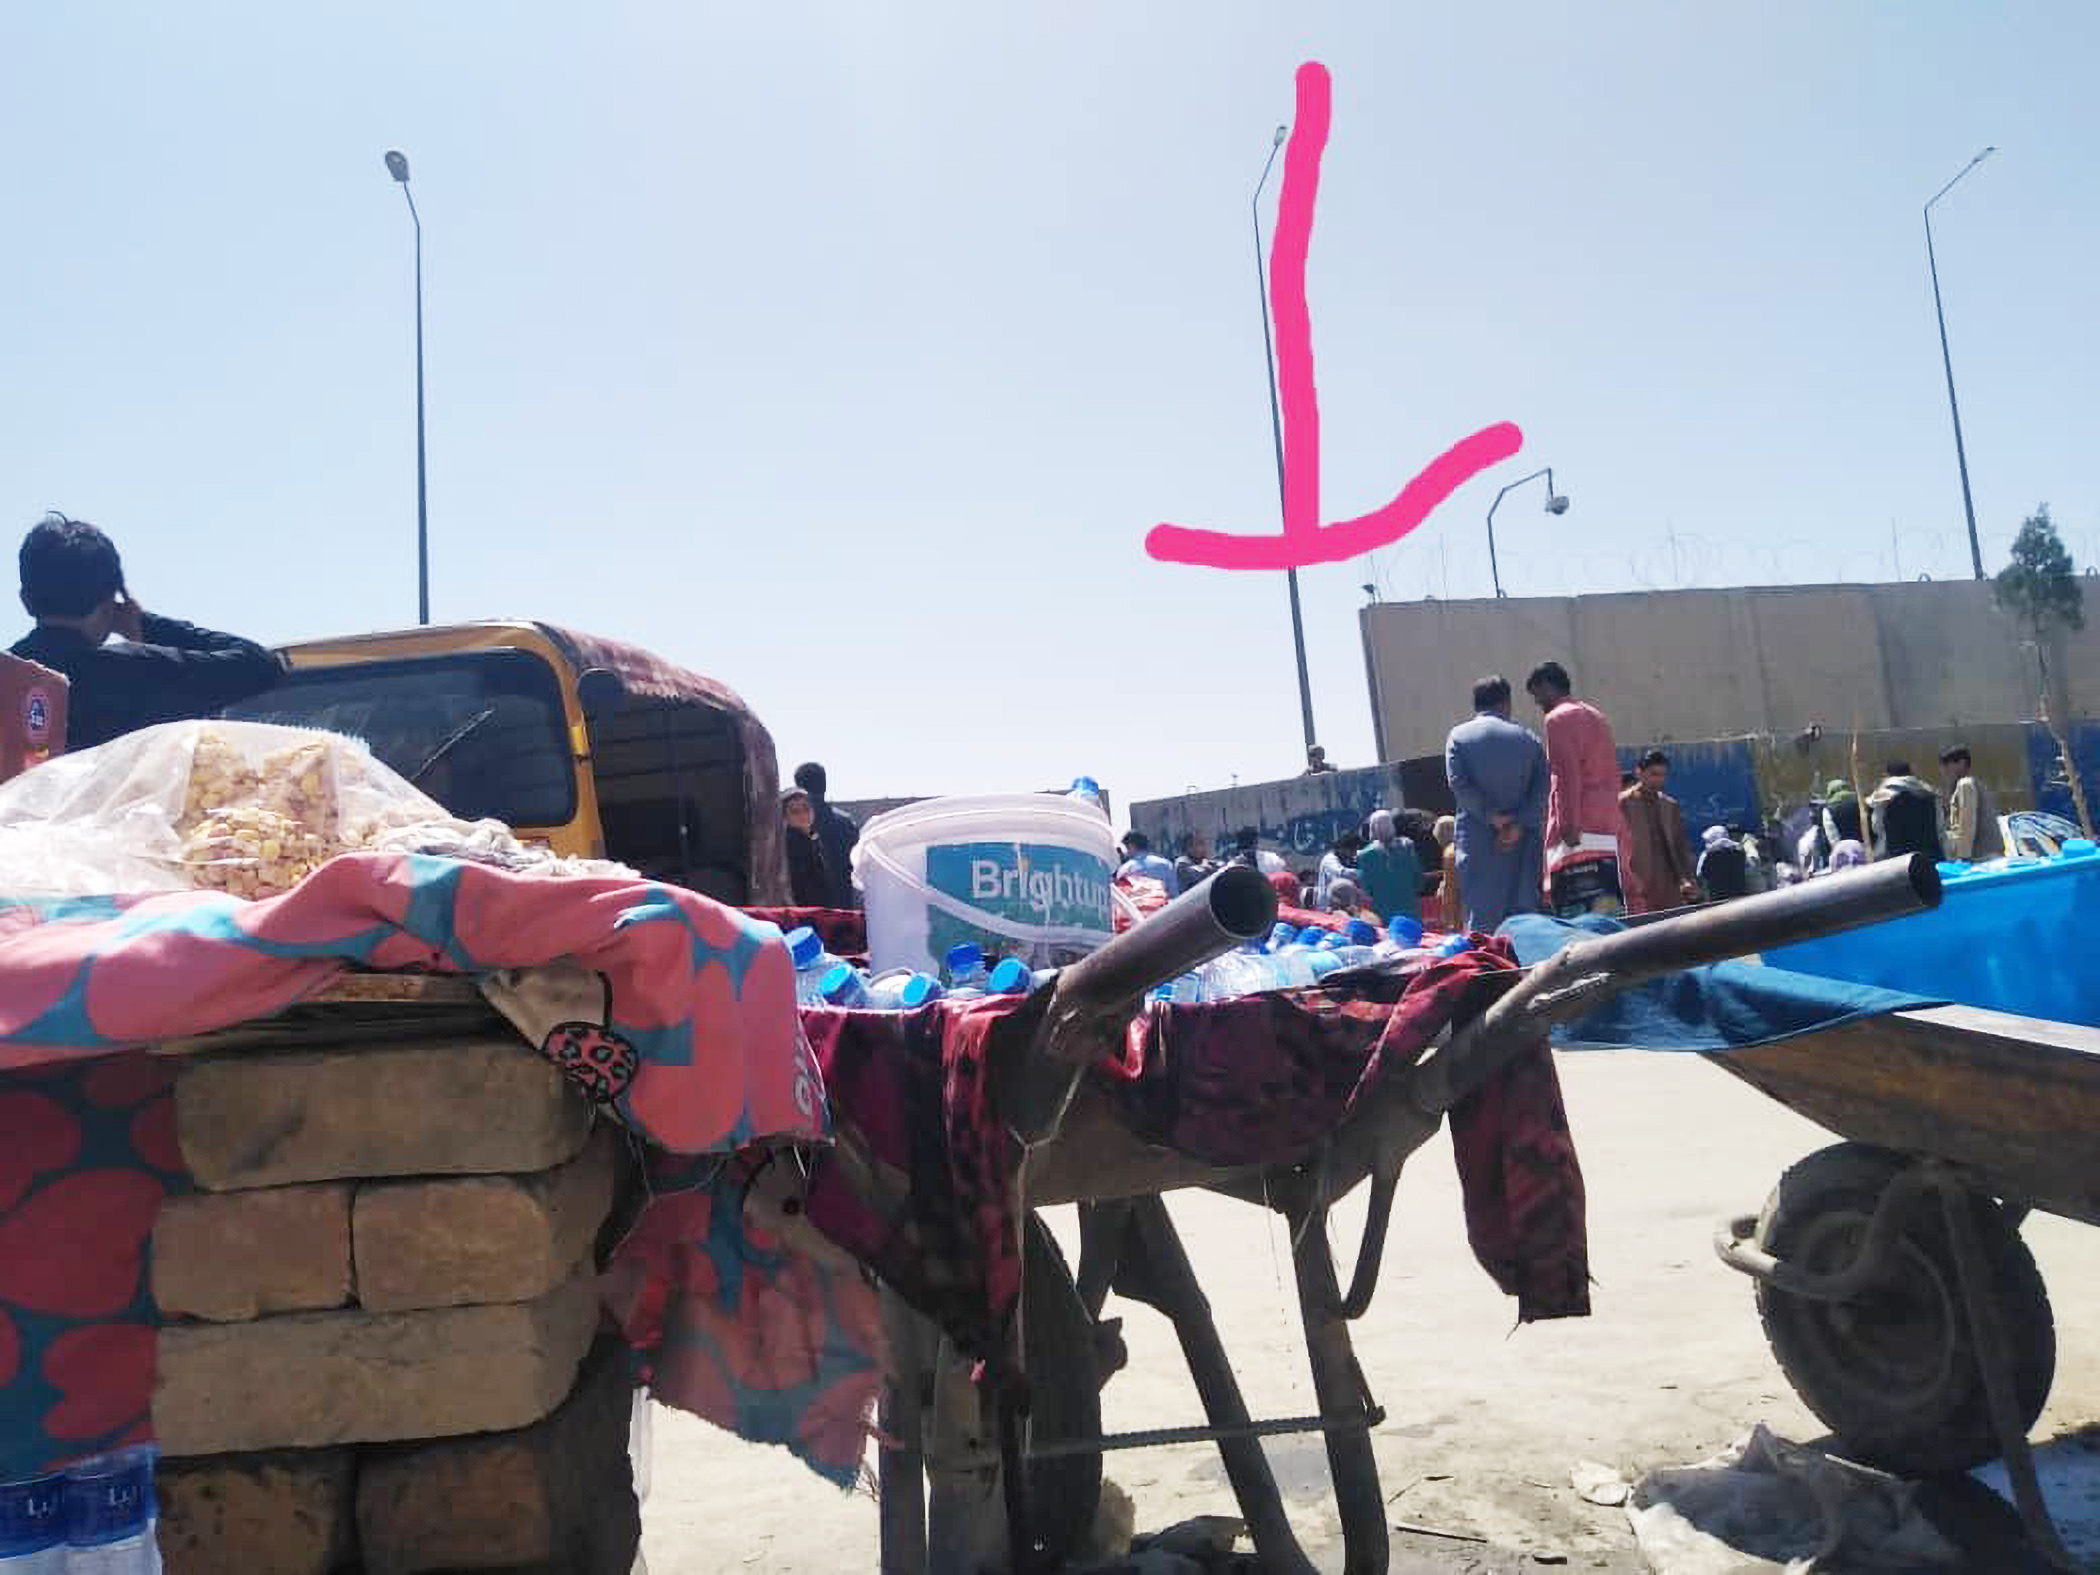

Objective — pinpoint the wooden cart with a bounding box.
[1712,998,2100,1571]
[874,857,1946,1574]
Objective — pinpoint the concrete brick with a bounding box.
[175,1036,592,1190]
[353,1125,620,1313]
[155,1447,353,1575]
[152,1183,352,1322]
[356,1338,639,1575]
[155,1269,600,1455]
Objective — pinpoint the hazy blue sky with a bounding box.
[5,3,2094,813]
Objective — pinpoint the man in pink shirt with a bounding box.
[1526,661,1634,918]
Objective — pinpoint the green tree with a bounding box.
[1995,504,2093,836]
[1994,503,2084,640]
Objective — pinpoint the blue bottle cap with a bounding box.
[945,942,985,974]
[899,975,944,1008]
[785,926,824,968]
[987,957,1035,994]
[1437,934,1473,956]
[0,1473,64,1556]
[818,963,864,1005]
[1344,919,1379,946]
[1069,776,1100,795]
[1387,916,1425,947]
[1265,922,1298,951]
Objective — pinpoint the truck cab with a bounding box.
[223,620,788,905]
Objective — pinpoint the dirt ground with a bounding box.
[639,1048,2100,1571]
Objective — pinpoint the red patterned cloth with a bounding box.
[1109,941,1589,1322]
[799,941,1588,1418]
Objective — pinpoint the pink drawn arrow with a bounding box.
[1147,61,1523,571]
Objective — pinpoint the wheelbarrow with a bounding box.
[873,855,1946,1575]
[1711,978,2100,1569]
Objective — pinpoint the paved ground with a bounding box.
[640,1048,2100,1571]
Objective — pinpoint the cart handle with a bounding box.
[1421,851,1943,1113]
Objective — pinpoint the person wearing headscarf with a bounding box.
[1433,815,1463,931]
[1826,839,1869,873]
[1867,761,1945,862]
[1326,877,1373,920]
[1696,823,1749,900]
[1354,809,1423,924]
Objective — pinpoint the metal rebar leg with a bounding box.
[1936,1182,2080,1574]
[878,1287,932,1575]
[924,1334,1008,1575]
[1124,1196,1321,1575]
[1290,1198,1390,1575]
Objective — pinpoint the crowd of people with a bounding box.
[1114,811,1451,930]
[1438,658,2007,934]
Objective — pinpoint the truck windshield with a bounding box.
[223,649,577,828]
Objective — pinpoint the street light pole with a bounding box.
[1924,146,1995,582]
[1484,467,1569,598]
[385,149,430,625]
[1254,124,1318,757]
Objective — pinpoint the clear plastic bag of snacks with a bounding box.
[0,719,630,898]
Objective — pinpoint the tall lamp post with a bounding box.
[384,149,430,625]
[1484,467,1569,598]
[1253,124,1318,757]
[1925,146,1996,581]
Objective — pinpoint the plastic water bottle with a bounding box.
[986,957,1050,995]
[1384,915,1425,952]
[1065,777,1106,814]
[0,1473,65,1575]
[865,971,945,1009]
[1262,922,1299,954]
[1267,944,1321,988]
[786,926,844,1006]
[1198,946,1267,1001]
[817,963,871,1008]
[1342,919,1380,948]
[1436,934,1473,957]
[62,1449,158,1575]
[944,943,991,992]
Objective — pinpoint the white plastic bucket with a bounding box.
[852,794,1117,976]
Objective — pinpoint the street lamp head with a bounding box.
[1272,124,1288,147]
[384,150,411,183]
[1545,494,1571,516]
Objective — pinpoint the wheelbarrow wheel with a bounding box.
[1018,1213,1103,1564]
[1753,1142,2055,1477]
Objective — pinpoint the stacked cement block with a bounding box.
[149,1034,639,1573]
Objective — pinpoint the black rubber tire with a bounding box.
[1752,1142,2056,1476]
[1018,1212,1103,1564]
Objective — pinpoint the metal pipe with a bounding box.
[1419,854,1941,1114]
[1039,865,1277,1061]
[1004,865,1278,1148]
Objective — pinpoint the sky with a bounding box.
[5,3,2096,815]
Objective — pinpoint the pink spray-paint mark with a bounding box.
[1146,61,1524,571]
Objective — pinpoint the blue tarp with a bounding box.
[1501,913,1938,1052]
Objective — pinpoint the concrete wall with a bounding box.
[1360,577,2100,766]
